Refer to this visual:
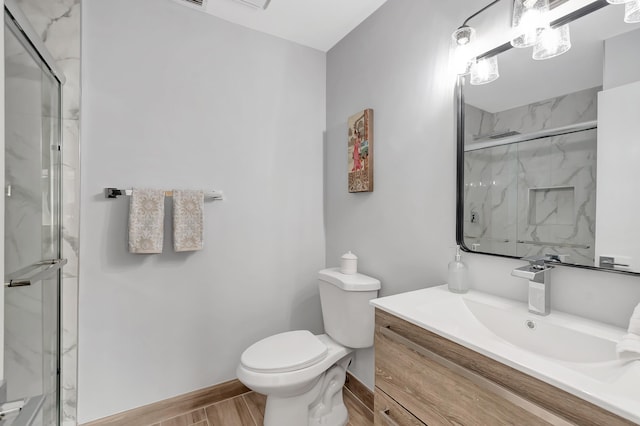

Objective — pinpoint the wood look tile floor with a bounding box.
[150,388,372,426]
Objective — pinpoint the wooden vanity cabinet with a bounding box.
[373,309,635,426]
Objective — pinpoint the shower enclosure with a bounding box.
[2,1,65,425]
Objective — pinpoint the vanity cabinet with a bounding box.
[373,309,635,426]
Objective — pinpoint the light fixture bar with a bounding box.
[474,0,610,61]
[550,0,608,28]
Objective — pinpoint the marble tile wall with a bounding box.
[15,0,81,424]
[464,87,598,266]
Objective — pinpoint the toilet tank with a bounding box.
[318,268,381,348]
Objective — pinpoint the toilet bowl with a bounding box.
[237,268,380,426]
[237,333,352,426]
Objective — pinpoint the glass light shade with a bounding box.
[451,26,475,75]
[625,0,640,23]
[452,26,475,46]
[470,56,500,85]
[511,0,550,48]
[533,24,571,60]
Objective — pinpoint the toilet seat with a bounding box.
[240,330,328,373]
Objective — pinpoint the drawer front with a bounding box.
[375,323,565,426]
[374,388,426,426]
[375,309,635,426]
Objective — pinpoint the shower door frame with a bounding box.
[3,0,66,424]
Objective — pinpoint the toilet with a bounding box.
[236,268,380,426]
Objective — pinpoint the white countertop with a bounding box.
[371,285,640,424]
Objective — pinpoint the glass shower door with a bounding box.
[2,8,63,426]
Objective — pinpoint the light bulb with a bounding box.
[533,24,571,60]
[471,56,500,85]
[453,44,472,75]
[512,0,550,48]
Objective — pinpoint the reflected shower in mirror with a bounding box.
[457,3,640,274]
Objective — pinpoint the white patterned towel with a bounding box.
[173,189,204,252]
[128,188,165,254]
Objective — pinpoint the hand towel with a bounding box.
[628,303,640,335]
[616,302,640,360]
[173,189,204,252]
[128,188,165,254]
[617,334,640,361]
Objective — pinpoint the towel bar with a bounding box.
[104,188,223,201]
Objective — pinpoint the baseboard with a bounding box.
[81,379,250,426]
[345,372,374,411]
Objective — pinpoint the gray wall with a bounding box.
[326,0,467,387]
[326,0,640,389]
[79,0,326,422]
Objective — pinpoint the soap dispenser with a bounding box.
[448,245,468,294]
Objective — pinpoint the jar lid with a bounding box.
[341,251,358,260]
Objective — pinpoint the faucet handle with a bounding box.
[521,255,554,270]
[522,255,545,265]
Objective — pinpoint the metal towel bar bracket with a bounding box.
[104,188,223,201]
[4,259,67,288]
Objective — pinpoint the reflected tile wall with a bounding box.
[467,87,599,141]
[464,144,518,256]
[16,0,81,424]
[464,88,598,265]
[515,130,597,265]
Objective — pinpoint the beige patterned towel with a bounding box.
[173,190,204,252]
[128,189,165,254]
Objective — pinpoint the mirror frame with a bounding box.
[455,0,640,276]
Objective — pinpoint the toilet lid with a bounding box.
[241,330,328,373]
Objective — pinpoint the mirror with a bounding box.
[457,2,640,274]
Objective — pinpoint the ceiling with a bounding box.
[180,0,389,52]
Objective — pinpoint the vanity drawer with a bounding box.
[374,309,635,426]
[374,388,426,426]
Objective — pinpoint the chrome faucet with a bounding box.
[511,256,554,316]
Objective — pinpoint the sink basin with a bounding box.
[371,285,640,424]
[462,297,618,363]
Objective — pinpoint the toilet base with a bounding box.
[309,399,347,426]
[263,355,351,426]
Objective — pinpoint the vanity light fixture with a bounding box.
[511,0,550,48]
[451,0,580,81]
